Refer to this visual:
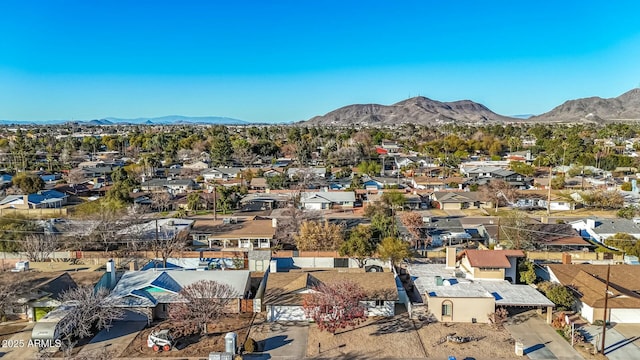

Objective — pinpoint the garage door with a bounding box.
[610,309,640,324]
[269,306,308,321]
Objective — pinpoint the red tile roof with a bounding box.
[458,249,525,268]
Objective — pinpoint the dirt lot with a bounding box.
[123,313,254,357]
[306,314,427,359]
[302,312,523,359]
[416,321,520,359]
[0,323,28,343]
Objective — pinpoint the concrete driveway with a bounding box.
[504,311,582,360]
[581,323,640,360]
[76,310,147,358]
[253,322,309,360]
[444,209,465,217]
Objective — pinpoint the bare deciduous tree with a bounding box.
[480,179,518,210]
[22,234,59,262]
[303,280,367,334]
[151,191,172,212]
[400,211,424,247]
[67,168,86,194]
[58,287,124,349]
[168,280,238,336]
[0,279,25,321]
[151,223,188,268]
[273,207,321,248]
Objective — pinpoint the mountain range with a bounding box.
[303,88,640,126]
[2,89,640,126]
[0,115,249,126]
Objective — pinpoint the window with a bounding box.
[334,258,349,268]
[442,301,453,317]
[375,300,384,307]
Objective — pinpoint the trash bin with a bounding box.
[515,341,524,356]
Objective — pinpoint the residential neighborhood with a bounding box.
[1,122,640,360]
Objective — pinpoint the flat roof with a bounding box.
[408,263,554,307]
[480,282,555,307]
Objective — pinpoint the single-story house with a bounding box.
[250,177,267,190]
[570,217,640,243]
[547,264,640,323]
[15,273,78,322]
[0,190,68,209]
[202,167,244,182]
[430,191,490,210]
[190,217,276,249]
[263,269,399,322]
[286,167,327,180]
[300,191,355,210]
[182,161,209,170]
[108,270,251,321]
[118,218,194,243]
[140,179,197,194]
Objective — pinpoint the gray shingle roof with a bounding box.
[109,270,249,307]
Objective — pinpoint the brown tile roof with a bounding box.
[458,249,525,268]
[263,270,398,306]
[547,264,640,309]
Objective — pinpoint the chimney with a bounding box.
[129,259,139,271]
[562,253,572,265]
[269,259,278,273]
[271,218,277,228]
[106,259,116,287]
[586,218,596,229]
[445,247,456,269]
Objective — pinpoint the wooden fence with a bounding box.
[0,207,67,217]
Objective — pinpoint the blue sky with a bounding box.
[1,1,639,123]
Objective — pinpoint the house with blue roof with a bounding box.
[0,190,68,209]
[107,270,251,321]
[39,174,62,183]
[0,174,12,185]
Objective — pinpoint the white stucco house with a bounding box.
[299,191,355,210]
[569,218,640,243]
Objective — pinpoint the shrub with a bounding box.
[544,284,575,310]
[551,312,566,329]
[488,307,508,326]
[244,338,257,353]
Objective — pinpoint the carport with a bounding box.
[480,282,555,323]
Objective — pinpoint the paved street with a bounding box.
[581,323,640,360]
[504,311,582,360]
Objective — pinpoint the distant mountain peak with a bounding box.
[303,96,516,126]
[530,88,640,123]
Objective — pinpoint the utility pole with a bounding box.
[213,185,217,221]
[155,219,159,269]
[601,264,611,355]
[547,164,553,216]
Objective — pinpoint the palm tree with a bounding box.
[187,193,201,213]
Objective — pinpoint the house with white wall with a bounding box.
[570,218,640,243]
[300,191,355,210]
[263,268,398,322]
